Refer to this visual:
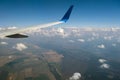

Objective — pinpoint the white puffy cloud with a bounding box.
[13,43,27,51]
[100,63,110,69]
[77,39,85,42]
[98,59,107,63]
[98,58,110,69]
[57,27,64,33]
[97,44,105,49]
[69,72,81,80]
[0,42,8,45]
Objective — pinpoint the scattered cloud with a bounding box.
[112,43,116,47]
[69,72,81,80]
[13,43,27,51]
[97,44,105,49]
[8,55,13,59]
[0,42,8,45]
[98,59,107,63]
[92,32,100,37]
[69,40,75,43]
[77,39,85,42]
[98,58,110,69]
[104,36,112,40]
[100,63,110,69]
[87,37,95,41]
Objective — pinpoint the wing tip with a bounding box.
[60,5,74,23]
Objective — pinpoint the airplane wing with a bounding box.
[0,5,74,38]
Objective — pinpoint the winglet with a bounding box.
[60,5,74,22]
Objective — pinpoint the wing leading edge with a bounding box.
[0,5,74,38]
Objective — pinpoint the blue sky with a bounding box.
[0,0,120,27]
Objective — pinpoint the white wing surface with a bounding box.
[0,5,74,38]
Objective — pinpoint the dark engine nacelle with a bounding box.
[6,34,28,38]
